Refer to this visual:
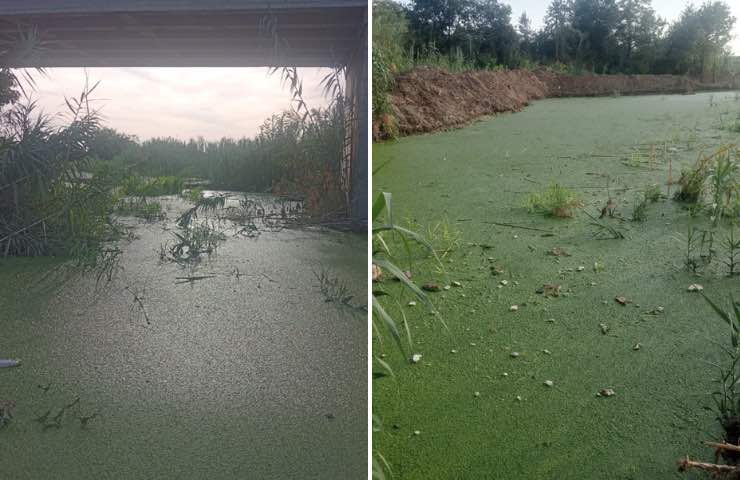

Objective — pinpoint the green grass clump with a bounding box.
[182,188,204,203]
[115,197,165,220]
[632,185,662,222]
[526,183,581,218]
[121,175,184,197]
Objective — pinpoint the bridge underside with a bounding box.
[0,2,365,67]
[0,1,368,227]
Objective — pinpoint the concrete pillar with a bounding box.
[345,9,368,231]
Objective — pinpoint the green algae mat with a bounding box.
[373,92,740,479]
[0,196,366,479]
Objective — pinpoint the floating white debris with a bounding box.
[510,351,520,358]
[413,430,421,435]
[598,388,616,397]
[443,285,451,291]
[411,354,422,363]
[544,380,554,387]
[451,349,458,354]
[474,391,480,397]
[577,266,585,272]
[408,301,417,307]
[688,284,704,292]
[632,343,641,351]
[452,281,462,287]
[502,372,509,377]
[500,280,509,286]
[509,305,519,312]
[543,349,552,355]
[516,395,522,401]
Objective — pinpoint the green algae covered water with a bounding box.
[373,92,740,479]
[0,194,366,479]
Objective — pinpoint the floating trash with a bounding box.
[0,359,20,368]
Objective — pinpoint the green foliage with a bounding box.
[160,221,225,264]
[0,70,118,258]
[632,184,662,222]
[702,294,740,429]
[371,0,737,122]
[120,175,183,197]
[723,224,740,276]
[182,188,204,203]
[101,101,347,217]
[373,0,409,117]
[632,196,648,222]
[526,183,581,218]
[115,197,165,221]
[372,191,444,480]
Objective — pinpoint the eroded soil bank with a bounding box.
[385,67,738,137]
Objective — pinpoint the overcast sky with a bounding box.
[27,1,739,141]
[508,0,740,55]
[31,67,330,141]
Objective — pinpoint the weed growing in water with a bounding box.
[579,206,625,239]
[526,183,581,218]
[700,294,740,465]
[708,151,738,226]
[632,196,648,222]
[631,184,662,222]
[120,175,183,197]
[182,188,204,203]
[723,224,740,276]
[314,268,354,306]
[161,221,226,264]
[115,197,165,221]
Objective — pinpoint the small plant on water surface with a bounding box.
[160,221,225,264]
[674,145,738,216]
[631,184,663,222]
[724,224,740,276]
[313,268,359,310]
[402,217,462,260]
[182,188,203,204]
[526,183,581,218]
[115,197,165,221]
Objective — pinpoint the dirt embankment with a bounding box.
[383,67,738,138]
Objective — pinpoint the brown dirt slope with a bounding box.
[386,67,738,137]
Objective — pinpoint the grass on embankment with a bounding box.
[373,91,740,479]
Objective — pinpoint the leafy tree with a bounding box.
[407,0,472,50]
[465,0,519,67]
[543,0,579,63]
[663,1,736,77]
[615,0,665,73]
[571,0,620,72]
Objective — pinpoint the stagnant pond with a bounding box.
[374,91,740,479]
[0,193,366,479]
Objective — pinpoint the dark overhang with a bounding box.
[0,1,366,67]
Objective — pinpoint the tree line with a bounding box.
[375,0,736,78]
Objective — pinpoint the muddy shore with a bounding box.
[381,67,738,137]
